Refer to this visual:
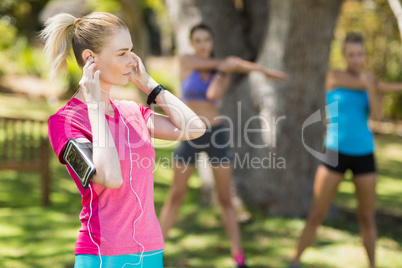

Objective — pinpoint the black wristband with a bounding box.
[216,70,227,77]
[147,85,165,105]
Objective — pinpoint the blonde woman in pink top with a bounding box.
[41,12,206,268]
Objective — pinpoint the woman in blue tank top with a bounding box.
[159,24,288,268]
[289,33,402,268]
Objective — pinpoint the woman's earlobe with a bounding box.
[82,49,95,63]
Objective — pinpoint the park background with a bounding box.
[0,0,402,267]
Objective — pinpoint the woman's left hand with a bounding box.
[129,52,157,94]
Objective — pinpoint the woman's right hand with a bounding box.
[218,56,243,73]
[79,57,102,103]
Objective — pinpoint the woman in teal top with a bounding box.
[325,88,375,156]
[290,33,402,268]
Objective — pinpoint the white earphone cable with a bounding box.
[87,183,102,268]
[88,87,149,268]
[117,100,145,267]
[86,98,146,268]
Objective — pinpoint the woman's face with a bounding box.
[93,29,136,89]
[191,29,213,58]
[343,42,365,73]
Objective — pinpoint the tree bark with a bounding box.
[246,0,343,216]
[388,0,402,42]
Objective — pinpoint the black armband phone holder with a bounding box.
[62,138,96,189]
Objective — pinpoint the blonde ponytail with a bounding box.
[40,12,128,80]
[40,13,76,79]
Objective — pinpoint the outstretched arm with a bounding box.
[205,60,233,101]
[180,54,223,71]
[147,90,207,141]
[326,70,402,93]
[361,72,382,121]
[222,56,288,81]
[326,70,382,120]
[377,81,402,93]
[325,70,366,91]
[180,54,288,81]
[130,53,206,141]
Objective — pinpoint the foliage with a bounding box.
[0,0,50,38]
[0,13,49,78]
[148,69,180,94]
[0,16,17,77]
[87,0,121,14]
[0,16,17,50]
[14,39,49,78]
[65,56,82,94]
[0,30,49,79]
[143,0,165,14]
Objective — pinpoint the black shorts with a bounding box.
[173,123,233,165]
[321,148,376,175]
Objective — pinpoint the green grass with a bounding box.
[0,93,402,267]
[334,134,402,216]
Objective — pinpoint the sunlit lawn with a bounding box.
[0,93,401,268]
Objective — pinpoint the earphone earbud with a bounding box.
[85,56,93,63]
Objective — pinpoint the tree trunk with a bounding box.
[166,0,343,217]
[245,0,343,216]
[166,0,267,58]
[388,0,402,42]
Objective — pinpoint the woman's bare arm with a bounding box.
[377,81,402,93]
[80,58,123,189]
[327,70,402,94]
[147,89,207,141]
[325,70,366,91]
[222,56,288,81]
[180,55,223,71]
[205,59,239,100]
[180,55,288,81]
[229,57,288,80]
[206,72,230,101]
[361,72,382,120]
[130,53,206,141]
[326,70,382,119]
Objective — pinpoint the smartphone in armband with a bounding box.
[62,138,96,189]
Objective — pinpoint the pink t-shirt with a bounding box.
[48,98,164,255]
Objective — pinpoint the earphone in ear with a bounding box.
[82,49,97,65]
